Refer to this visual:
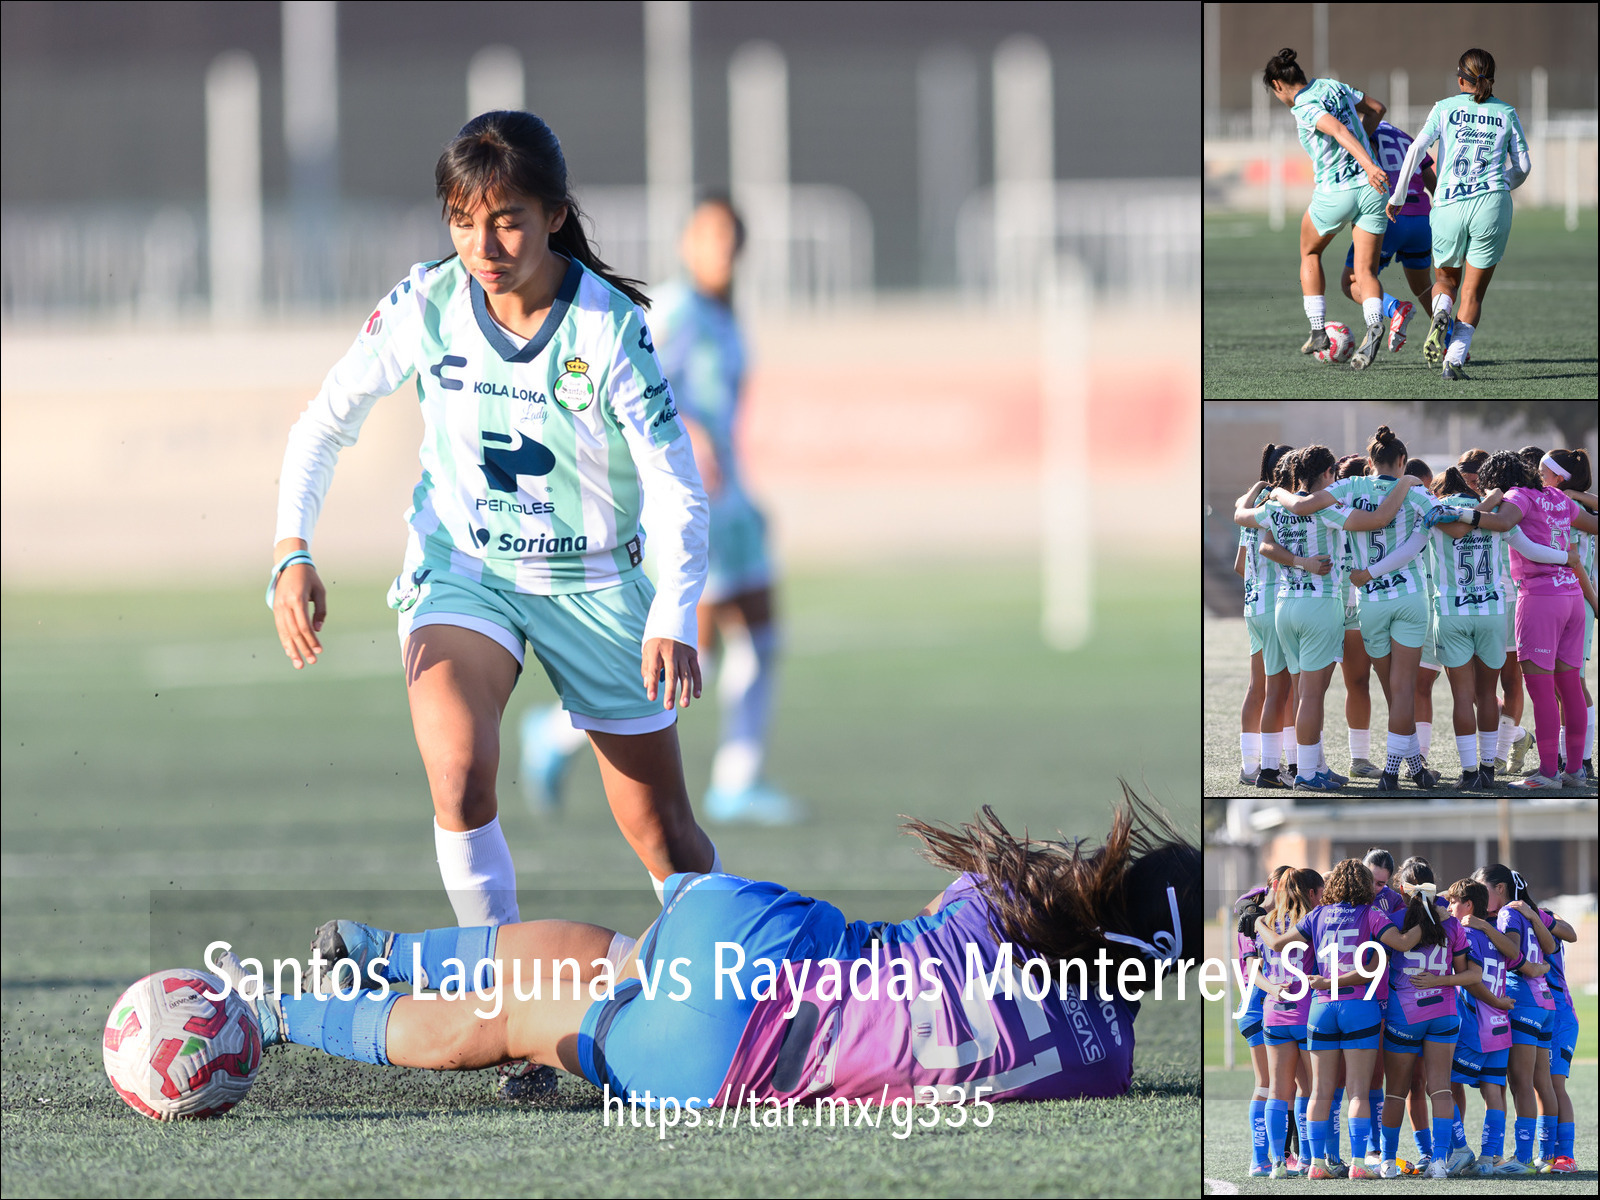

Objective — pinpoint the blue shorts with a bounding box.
[1344,210,1433,272]
[1508,1003,1554,1048]
[1452,1042,1509,1087]
[576,873,872,1106]
[1264,1022,1308,1048]
[1237,987,1266,1047]
[1308,998,1383,1050]
[1549,1000,1578,1077]
[1385,1009,1461,1053]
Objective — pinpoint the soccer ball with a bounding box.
[1314,322,1355,364]
[103,968,262,1120]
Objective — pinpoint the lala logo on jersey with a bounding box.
[554,356,594,411]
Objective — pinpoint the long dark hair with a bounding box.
[435,111,650,308]
[1363,847,1396,879]
[902,786,1199,996]
[1478,449,1533,495]
[1259,443,1293,484]
[1475,862,1537,912]
[1269,867,1323,932]
[1430,465,1474,499]
[1289,445,1336,491]
[1368,425,1407,471]
[1550,448,1593,492]
[1263,48,1307,91]
[1459,48,1496,104]
[1395,857,1446,949]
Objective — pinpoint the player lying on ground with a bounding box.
[213,794,1199,1107]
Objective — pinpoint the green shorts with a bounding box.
[1584,602,1594,665]
[1431,190,1513,269]
[1359,591,1431,659]
[1247,609,1287,677]
[1275,597,1344,675]
[705,487,774,605]
[388,569,675,734]
[1420,605,1441,670]
[1436,611,1508,671]
[1344,603,1361,632]
[1308,183,1388,238]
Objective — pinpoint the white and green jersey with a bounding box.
[1326,476,1434,602]
[1403,94,1530,207]
[1428,491,1506,617]
[1290,78,1375,192]
[1574,526,1597,586]
[1239,487,1278,617]
[1255,500,1350,601]
[277,255,709,645]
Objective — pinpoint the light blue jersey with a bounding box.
[1411,94,1530,206]
[1290,78,1374,192]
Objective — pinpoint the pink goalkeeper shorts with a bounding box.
[1515,591,1585,672]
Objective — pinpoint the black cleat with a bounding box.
[1255,767,1289,789]
[1458,767,1484,791]
[1409,767,1441,790]
[1378,770,1402,792]
[496,1061,560,1105]
[1477,764,1497,789]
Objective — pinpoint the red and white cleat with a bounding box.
[1388,300,1415,351]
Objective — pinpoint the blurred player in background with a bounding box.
[1261,48,1392,370]
[1549,449,1597,780]
[1337,120,1436,354]
[1389,49,1532,382]
[522,197,798,825]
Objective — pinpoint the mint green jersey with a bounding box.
[1256,501,1350,601]
[1290,78,1375,192]
[1240,486,1277,616]
[1428,492,1506,617]
[1415,94,1530,206]
[1327,476,1434,601]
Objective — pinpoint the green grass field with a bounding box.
[1204,615,1600,797]
[1202,208,1599,398]
[1,562,1199,1197]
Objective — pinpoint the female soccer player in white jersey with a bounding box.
[1262,48,1393,370]
[1239,446,1415,790]
[521,196,798,824]
[210,795,1200,1112]
[1272,428,1438,791]
[271,111,721,930]
[1388,48,1532,382]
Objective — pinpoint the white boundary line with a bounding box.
[1205,1180,1239,1196]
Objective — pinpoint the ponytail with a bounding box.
[1367,425,1407,469]
[1550,448,1592,492]
[1459,48,1496,104]
[1430,465,1473,499]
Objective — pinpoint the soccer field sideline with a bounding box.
[1205,615,1600,797]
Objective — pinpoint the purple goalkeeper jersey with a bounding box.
[1458,926,1512,1054]
[716,873,1137,1104]
[1387,914,1469,1025]
[1296,902,1399,1002]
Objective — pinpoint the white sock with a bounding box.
[1479,728,1498,767]
[1242,731,1261,773]
[1349,727,1370,760]
[1432,292,1453,318]
[1282,726,1295,766]
[1363,295,1383,330]
[710,623,778,794]
[1304,294,1326,330]
[1497,719,1517,763]
[1297,742,1319,780]
[1261,731,1281,774]
[1457,733,1479,771]
[1445,320,1474,366]
[434,816,520,926]
[1317,737,1328,771]
[1416,721,1432,758]
[649,842,724,904]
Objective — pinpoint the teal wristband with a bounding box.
[266,551,315,610]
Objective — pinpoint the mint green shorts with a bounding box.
[1420,605,1441,670]
[1431,191,1513,269]
[1436,611,1508,671]
[1344,602,1361,632]
[388,569,676,734]
[1276,597,1344,675]
[1359,591,1431,659]
[1308,183,1388,238]
[1247,608,1287,677]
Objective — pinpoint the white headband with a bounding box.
[1105,886,1184,965]
[1511,869,1528,895]
[1540,453,1571,481]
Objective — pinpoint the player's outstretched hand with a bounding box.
[1385,201,1401,222]
[642,637,701,710]
[274,562,327,669]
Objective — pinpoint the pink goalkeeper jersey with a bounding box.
[1387,914,1469,1025]
[715,873,1138,1104]
[1505,486,1580,595]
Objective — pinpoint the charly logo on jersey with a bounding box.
[554,356,594,411]
[430,355,467,391]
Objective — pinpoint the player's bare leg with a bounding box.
[589,726,715,887]
[1299,212,1338,354]
[1443,262,1495,380]
[1348,226,1385,369]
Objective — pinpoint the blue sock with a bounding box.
[1432,1117,1452,1162]
[1452,1105,1468,1152]
[1482,1107,1506,1159]
[1538,1114,1558,1161]
[1310,1117,1330,1162]
[1266,1098,1290,1164]
[1296,1096,1311,1159]
[387,925,498,991]
[1250,1092,1269,1167]
[1382,1121,1400,1160]
[1557,1120,1575,1160]
[1514,1115,1536,1163]
[1382,293,1398,319]
[1350,1116,1371,1165]
[1415,1125,1433,1157]
[1329,1088,1344,1159]
[279,989,402,1065]
[1369,1089,1384,1153]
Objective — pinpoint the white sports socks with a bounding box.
[1456,733,1479,771]
[1297,742,1319,781]
[1363,296,1383,330]
[1445,321,1475,366]
[1261,731,1281,775]
[710,623,779,794]
[1304,295,1326,330]
[1242,731,1261,774]
[434,816,520,926]
[1416,721,1432,759]
[1479,727,1498,768]
[1349,727,1370,760]
[1432,293,1453,319]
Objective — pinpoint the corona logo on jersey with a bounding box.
[554,356,594,411]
